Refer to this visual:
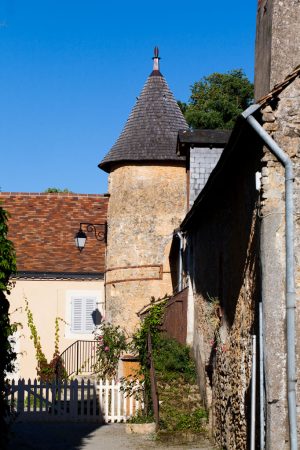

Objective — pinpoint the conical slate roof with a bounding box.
[99,51,188,173]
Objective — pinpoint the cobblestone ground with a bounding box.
[7,422,216,450]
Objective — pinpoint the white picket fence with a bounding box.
[6,378,143,423]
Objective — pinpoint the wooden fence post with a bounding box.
[147,332,159,430]
[7,377,143,423]
[17,379,24,413]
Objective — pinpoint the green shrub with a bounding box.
[153,335,196,383]
[127,411,154,424]
[94,322,127,379]
[174,408,208,432]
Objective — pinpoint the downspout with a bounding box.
[246,113,297,450]
[259,302,265,450]
[186,234,195,345]
[176,231,184,292]
[250,335,257,450]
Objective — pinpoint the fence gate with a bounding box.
[6,378,142,423]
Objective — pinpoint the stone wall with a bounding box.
[259,78,300,449]
[189,147,222,207]
[255,0,300,100]
[254,0,273,99]
[186,79,300,448]
[186,133,262,449]
[254,0,300,447]
[105,163,186,334]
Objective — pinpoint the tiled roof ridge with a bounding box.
[0,192,107,197]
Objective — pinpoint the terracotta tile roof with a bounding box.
[0,193,108,274]
[99,69,188,173]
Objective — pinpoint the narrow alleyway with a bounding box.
[7,422,216,450]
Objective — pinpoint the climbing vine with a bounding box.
[0,206,17,448]
[24,298,66,382]
[131,295,168,415]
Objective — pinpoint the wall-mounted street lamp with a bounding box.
[74,223,106,252]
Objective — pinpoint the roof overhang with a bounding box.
[177,129,232,157]
[99,157,186,173]
[13,271,105,281]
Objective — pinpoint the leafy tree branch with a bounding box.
[178,69,253,130]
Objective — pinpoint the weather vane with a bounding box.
[152,46,160,71]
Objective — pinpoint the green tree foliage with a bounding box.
[43,187,73,193]
[0,206,17,447]
[177,100,187,115]
[180,69,253,130]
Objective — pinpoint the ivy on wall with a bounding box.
[24,298,67,382]
[131,295,168,415]
[0,206,17,448]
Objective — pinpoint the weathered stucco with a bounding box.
[105,163,186,333]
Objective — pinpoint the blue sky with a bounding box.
[0,0,257,194]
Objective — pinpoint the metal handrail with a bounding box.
[60,340,96,377]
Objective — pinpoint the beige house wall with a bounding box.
[8,279,104,380]
[105,163,186,334]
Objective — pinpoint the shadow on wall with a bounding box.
[190,146,261,328]
[92,308,103,327]
[205,214,261,385]
[169,236,180,293]
[187,135,263,448]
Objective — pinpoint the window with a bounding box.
[71,296,97,334]
[65,290,104,338]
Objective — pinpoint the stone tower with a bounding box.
[254,1,300,448]
[99,49,188,333]
[255,0,300,100]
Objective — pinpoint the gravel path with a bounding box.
[7,422,216,450]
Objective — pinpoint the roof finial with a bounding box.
[152,46,160,72]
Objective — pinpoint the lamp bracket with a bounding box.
[79,223,106,242]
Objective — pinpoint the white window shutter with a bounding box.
[71,296,96,334]
[71,297,83,333]
[85,297,96,332]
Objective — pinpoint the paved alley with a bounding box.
[7,422,216,450]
